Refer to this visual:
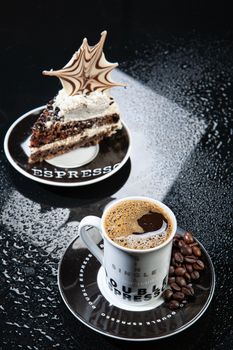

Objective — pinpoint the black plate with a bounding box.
[4,106,131,187]
[58,227,215,341]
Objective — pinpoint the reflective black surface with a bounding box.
[1,1,233,349]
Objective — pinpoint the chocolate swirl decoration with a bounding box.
[43,31,125,96]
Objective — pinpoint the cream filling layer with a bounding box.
[30,121,122,154]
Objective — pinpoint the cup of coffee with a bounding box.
[78,196,177,309]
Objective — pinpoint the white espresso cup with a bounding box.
[78,196,177,310]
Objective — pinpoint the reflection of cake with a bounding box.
[29,31,125,164]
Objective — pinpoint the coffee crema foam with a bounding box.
[104,200,173,250]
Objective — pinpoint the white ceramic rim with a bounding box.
[3,105,131,187]
[101,196,177,254]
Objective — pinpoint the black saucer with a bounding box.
[58,227,215,341]
[4,106,131,187]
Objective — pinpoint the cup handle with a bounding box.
[78,216,104,265]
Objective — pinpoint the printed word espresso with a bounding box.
[31,164,119,179]
[108,276,167,302]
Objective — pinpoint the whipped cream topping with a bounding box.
[53,89,119,121]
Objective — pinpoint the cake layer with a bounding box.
[30,113,120,147]
[28,121,121,164]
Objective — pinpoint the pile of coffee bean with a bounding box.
[163,232,205,310]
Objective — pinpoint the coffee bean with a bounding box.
[186,264,193,273]
[189,242,198,247]
[165,232,206,311]
[193,260,205,271]
[186,285,195,295]
[178,240,186,248]
[168,277,176,284]
[176,276,187,287]
[175,267,186,276]
[182,286,194,297]
[173,239,180,248]
[193,264,200,271]
[171,261,182,268]
[184,232,194,244]
[169,266,175,276]
[192,246,202,257]
[170,282,181,291]
[173,291,185,302]
[191,270,200,280]
[175,262,182,268]
[180,245,193,256]
[168,300,180,310]
[174,234,182,240]
[184,255,197,264]
[163,289,173,300]
[184,272,191,282]
[174,252,184,263]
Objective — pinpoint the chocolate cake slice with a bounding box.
[29,91,121,163]
[28,31,125,164]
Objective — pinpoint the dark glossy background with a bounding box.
[0,1,233,349]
